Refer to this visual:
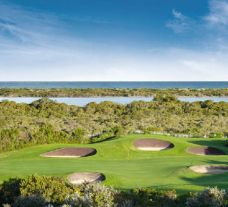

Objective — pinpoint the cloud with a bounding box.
[167,0,228,36]
[166,9,192,33]
[0,1,228,81]
[0,18,31,43]
[204,0,228,26]
[172,9,185,20]
[166,0,228,51]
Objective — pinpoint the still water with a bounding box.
[0,96,227,106]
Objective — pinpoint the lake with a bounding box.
[0,96,227,106]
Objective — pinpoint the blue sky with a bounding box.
[0,0,228,81]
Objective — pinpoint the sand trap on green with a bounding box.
[68,172,105,184]
[134,138,174,151]
[187,147,225,155]
[190,165,228,174]
[0,135,228,191]
[41,147,96,158]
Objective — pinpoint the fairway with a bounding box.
[0,134,227,193]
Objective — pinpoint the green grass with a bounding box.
[0,134,228,193]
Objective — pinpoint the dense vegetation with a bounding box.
[0,175,228,207]
[0,96,227,152]
[0,88,228,97]
[0,90,227,206]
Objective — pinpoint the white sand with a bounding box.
[190,165,228,174]
[136,147,169,151]
[68,172,104,184]
[41,154,81,158]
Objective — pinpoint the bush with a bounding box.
[209,132,224,138]
[13,195,46,207]
[1,96,228,153]
[19,175,80,205]
[72,128,89,144]
[0,129,20,152]
[154,94,178,102]
[112,126,124,136]
[130,188,177,207]
[1,175,228,207]
[186,187,227,207]
[79,183,117,207]
[0,175,117,207]
[0,178,21,205]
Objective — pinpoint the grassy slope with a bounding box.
[0,134,227,193]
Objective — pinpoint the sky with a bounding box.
[0,0,228,81]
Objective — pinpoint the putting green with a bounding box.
[0,134,227,193]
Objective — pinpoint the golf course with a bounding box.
[0,134,227,193]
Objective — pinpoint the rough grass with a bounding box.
[0,134,227,193]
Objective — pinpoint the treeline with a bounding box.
[0,88,228,97]
[0,175,227,207]
[0,96,227,152]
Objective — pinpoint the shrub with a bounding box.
[0,175,119,207]
[112,126,124,136]
[19,175,81,205]
[0,129,20,152]
[32,124,60,144]
[131,188,177,207]
[154,94,178,102]
[186,187,227,207]
[72,128,89,144]
[13,195,47,207]
[209,132,224,138]
[0,178,21,205]
[80,183,117,207]
[1,175,228,207]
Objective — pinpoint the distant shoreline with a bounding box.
[0,88,228,98]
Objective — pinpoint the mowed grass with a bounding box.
[0,134,228,193]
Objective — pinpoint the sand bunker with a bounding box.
[187,147,225,155]
[190,165,228,174]
[41,147,96,158]
[134,138,174,151]
[68,172,105,184]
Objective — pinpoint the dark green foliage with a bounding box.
[32,124,60,144]
[186,187,228,207]
[19,175,80,205]
[72,128,88,143]
[0,129,20,151]
[0,178,21,205]
[13,195,46,207]
[112,125,124,136]
[154,94,178,102]
[0,175,117,207]
[0,97,227,153]
[30,98,56,109]
[2,176,227,207]
[0,88,228,97]
[79,183,117,207]
[130,188,178,207]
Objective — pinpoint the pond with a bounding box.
[0,96,227,106]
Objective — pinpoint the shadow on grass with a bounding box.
[91,136,117,144]
[180,174,228,188]
[204,159,228,165]
[118,184,201,195]
[187,139,228,153]
[180,159,228,191]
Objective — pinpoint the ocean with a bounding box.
[0,81,227,89]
